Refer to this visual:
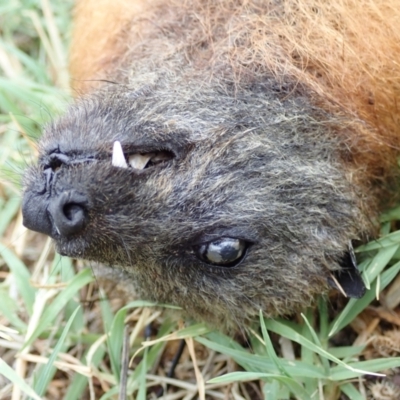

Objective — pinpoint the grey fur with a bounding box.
[23,70,370,330]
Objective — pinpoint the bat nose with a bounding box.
[22,189,88,237]
[48,191,88,236]
[22,191,53,236]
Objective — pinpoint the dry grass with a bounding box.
[1,1,400,399]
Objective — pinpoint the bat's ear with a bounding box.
[328,242,366,298]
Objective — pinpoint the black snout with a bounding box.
[48,191,88,236]
[22,192,53,237]
[23,190,88,237]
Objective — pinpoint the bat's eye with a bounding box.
[194,238,248,267]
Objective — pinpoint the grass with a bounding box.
[1,0,400,399]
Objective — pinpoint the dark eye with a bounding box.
[194,238,248,267]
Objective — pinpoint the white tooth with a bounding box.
[112,141,128,168]
[129,153,153,170]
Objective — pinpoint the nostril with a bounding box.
[49,191,88,236]
[63,203,83,221]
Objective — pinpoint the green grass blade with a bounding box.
[126,319,175,394]
[0,287,27,331]
[340,382,365,400]
[263,319,377,377]
[63,345,106,400]
[329,260,400,336]
[0,358,41,400]
[196,337,326,379]
[356,231,400,252]
[0,196,20,236]
[301,312,330,374]
[23,268,93,349]
[259,312,312,398]
[380,205,400,222]
[107,307,127,382]
[137,347,148,400]
[329,358,400,380]
[259,311,290,377]
[1,245,35,314]
[34,306,81,396]
[328,346,366,360]
[208,371,310,400]
[263,380,288,400]
[364,245,399,283]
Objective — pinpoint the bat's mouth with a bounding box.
[54,237,89,258]
[111,141,174,170]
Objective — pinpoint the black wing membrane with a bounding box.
[329,243,366,299]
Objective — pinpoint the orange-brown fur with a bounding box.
[69,0,145,87]
[70,0,400,191]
